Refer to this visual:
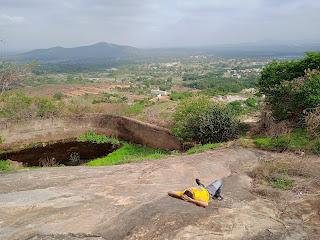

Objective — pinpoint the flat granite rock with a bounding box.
[0,147,319,240]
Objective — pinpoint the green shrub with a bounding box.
[35,97,60,118]
[69,152,80,165]
[310,139,320,154]
[172,96,212,142]
[259,52,320,121]
[226,101,245,116]
[298,73,320,108]
[0,135,4,144]
[172,96,239,143]
[67,97,91,115]
[305,107,320,138]
[53,92,64,100]
[245,98,258,107]
[0,62,19,93]
[0,91,66,119]
[0,91,33,119]
[0,160,10,172]
[196,106,240,144]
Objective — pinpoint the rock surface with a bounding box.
[0,147,319,239]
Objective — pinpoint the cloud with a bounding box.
[0,0,319,51]
[0,14,26,25]
[0,0,51,8]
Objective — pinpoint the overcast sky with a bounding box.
[0,0,320,51]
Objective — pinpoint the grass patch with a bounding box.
[309,139,320,155]
[254,128,320,153]
[0,135,4,144]
[187,143,223,155]
[92,92,127,104]
[254,137,272,149]
[86,143,168,166]
[226,98,259,118]
[238,137,256,148]
[170,91,193,101]
[251,160,295,191]
[77,131,120,145]
[125,100,152,115]
[267,175,294,190]
[0,160,11,172]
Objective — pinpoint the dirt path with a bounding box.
[0,147,319,240]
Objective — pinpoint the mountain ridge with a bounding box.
[20,42,141,62]
[17,42,320,64]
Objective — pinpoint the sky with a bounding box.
[0,0,320,51]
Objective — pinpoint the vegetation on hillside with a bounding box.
[0,91,64,119]
[5,51,320,159]
[0,56,263,129]
[92,92,128,104]
[0,91,124,120]
[254,128,320,154]
[170,91,193,101]
[125,99,154,115]
[255,52,320,154]
[0,62,19,94]
[259,52,320,122]
[184,74,257,95]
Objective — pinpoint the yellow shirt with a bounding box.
[189,187,210,203]
[176,187,210,203]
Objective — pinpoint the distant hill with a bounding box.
[18,42,320,63]
[19,42,142,63]
[14,42,320,73]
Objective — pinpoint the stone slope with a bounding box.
[0,147,319,239]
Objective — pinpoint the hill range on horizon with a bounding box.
[15,41,320,65]
[18,42,141,63]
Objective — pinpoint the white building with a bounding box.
[151,89,168,96]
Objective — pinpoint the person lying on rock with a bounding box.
[168,179,223,208]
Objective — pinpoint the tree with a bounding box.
[0,62,18,94]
